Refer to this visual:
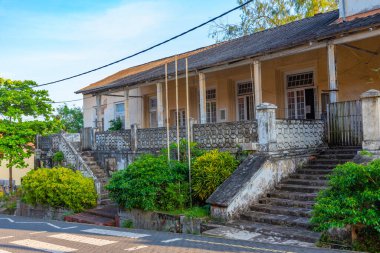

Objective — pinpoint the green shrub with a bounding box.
[21,167,97,212]
[108,117,123,131]
[52,151,64,165]
[161,139,204,163]
[160,182,189,211]
[192,149,238,201]
[106,155,186,211]
[311,160,380,233]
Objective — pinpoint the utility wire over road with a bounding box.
[36,0,254,89]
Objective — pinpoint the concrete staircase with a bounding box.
[203,147,360,247]
[64,151,118,226]
[81,151,111,205]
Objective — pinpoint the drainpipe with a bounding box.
[341,0,347,21]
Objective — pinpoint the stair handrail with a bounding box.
[60,133,101,204]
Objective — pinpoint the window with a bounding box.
[286,71,314,119]
[172,109,186,127]
[149,97,158,128]
[114,103,125,128]
[206,89,217,123]
[237,81,254,121]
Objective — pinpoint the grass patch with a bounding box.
[359,150,373,157]
[161,206,210,218]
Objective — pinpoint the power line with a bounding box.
[49,98,82,104]
[36,0,254,88]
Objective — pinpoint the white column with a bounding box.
[254,60,263,108]
[124,88,130,129]
[129,87,142,127]
[361,90,380,150]
[95,95,102,130]
[156,83,164,127]
[256,103,277,152]
[328,43,338,103]
[199,72,207,124]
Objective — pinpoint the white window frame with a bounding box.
[149,96,158,128]
[206,88,217,123]
[284,68,317,119]
[235,80,255,121]
[172,109,186,127]
[114,102,125,129]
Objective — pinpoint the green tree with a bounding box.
[0,77,60,191]
[209,0,338,42]
[56,104,83,133]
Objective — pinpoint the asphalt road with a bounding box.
[0,214,348,253]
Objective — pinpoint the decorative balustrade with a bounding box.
[276,119,325,151]
[193,121,258,150]
[137,127,186,150]
[95,130,131,151]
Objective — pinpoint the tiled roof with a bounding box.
[77,10,380,94]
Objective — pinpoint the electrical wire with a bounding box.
[35,0,254,88]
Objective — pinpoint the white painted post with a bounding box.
[130,124,138,152]
[361,90,380,151]
[256,103,277,152]
[254,60,263,108]
[328,43,338,103]
[95,95,102,130]
[156,83,164,127]
[199,72,207,124]
[124,88,130,129]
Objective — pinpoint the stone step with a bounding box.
[86,161,98,166]
[318,153,356,159]
[268,191,317,201]
[289,173,328,180]
[250,204,312,218]
[309,159,351,165]
[297,169,332,175]
[82,156,95,162]
[276,184,326,193]
[227,220,321,243]
[64,212,115,226]
[302,164,337,170]
[241,211,311,229]
[85,205,118,219]
[81,151,94,157]
[100,199,113,205]
[282,178,328,186]
[259,198,314,209]
[320,149,359,155]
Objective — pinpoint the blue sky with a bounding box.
[0,0,240,107]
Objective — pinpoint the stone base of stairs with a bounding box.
[64,204,118,227]
[203,224,315,248]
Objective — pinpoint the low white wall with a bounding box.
[209,155,309,220]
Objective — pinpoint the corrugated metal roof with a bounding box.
[77,10,380,94]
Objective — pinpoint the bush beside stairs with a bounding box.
[64,151,117,226]
[203,146,360,247]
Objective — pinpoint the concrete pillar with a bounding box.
[256,103,277,152]
[199,72,207,124]
[254,60,262,109]
[124,89,130,129]
[95,95,102,130]
[130,123,138,152]
[328,43,338,103]
[156,83,164,127]
[361,90,380,150]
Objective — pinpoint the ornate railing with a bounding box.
[193,121,258,150]
[137,127,186,150]
[95,130,131,151]
[276,119,325,150]
[59,134,101,203]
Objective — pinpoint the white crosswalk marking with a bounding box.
[0,236,14,240]
[30,231,47,235]
[82,228,150,238]
[11,239,77,253]
[125,245,148,251]
[161,238,182,243]
[0,249,12,253]
[50,233,117,246]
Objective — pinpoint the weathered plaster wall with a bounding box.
[0,155,34,185]
[340,0,380,18]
